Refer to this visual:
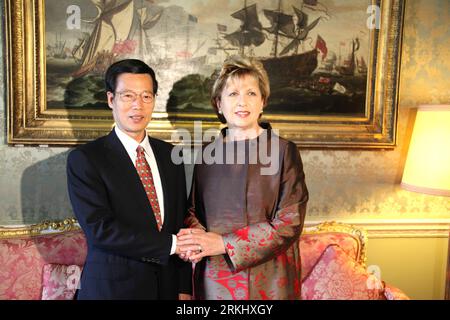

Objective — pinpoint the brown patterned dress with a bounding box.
[185,125,309,300]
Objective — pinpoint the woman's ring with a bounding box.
[198,245,202,252]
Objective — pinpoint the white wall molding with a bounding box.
[2,218,450,238]
[305,218,450,238]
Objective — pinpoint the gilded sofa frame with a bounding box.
[0,219,368,266]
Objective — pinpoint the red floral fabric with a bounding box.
[300,232,360,281]
[41,264,82,300]
[301,244,385,300]
[384,283,410,300]
[0,231,87,299]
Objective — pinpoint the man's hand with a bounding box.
[177,230,226,263]
[176,228,205,262]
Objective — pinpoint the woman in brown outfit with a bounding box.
[177,55,309,300]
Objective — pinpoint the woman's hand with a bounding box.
[176,228,205,262]
[177,231,226,263]
[177,228,205,237]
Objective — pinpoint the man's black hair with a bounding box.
[105,59,158,94]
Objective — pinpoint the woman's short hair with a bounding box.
[211,55,270,124]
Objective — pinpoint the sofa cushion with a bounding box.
[0,230,87,299]
[301,244,385,300]
[300,232,361,281]
[383,283,410,300]
[41,264,82,300]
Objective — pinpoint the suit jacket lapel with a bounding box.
[104,131,156,225]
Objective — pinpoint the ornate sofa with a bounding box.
[0,220,409,300]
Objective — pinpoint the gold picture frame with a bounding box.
[5,0,404,147]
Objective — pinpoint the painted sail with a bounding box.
[129,7,163,57]
[279,7,321,56]
[292,6,309,30]
[263,9,294,37]
[224,4,265,48]
[79,0,134,67]
[72,32,90,63]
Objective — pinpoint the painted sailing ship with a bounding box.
[47,33,68,59]
[357,56,367,75]
[71,0,162,78]
[216,0,324,85]
[314,37,367,77]
[46,31,84,73]
[336,38,360,76]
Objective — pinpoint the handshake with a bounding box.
[175,228,226,263]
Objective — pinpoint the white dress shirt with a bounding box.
[114,127,177,255]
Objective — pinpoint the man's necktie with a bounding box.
[136,146,162,231]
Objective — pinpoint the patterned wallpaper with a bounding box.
[399,0,450,106]
[302,0,450,220]
[0,0,73,224]
[0,0,449,225]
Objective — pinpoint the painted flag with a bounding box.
[112,40,136,54]
[318,76,331,84]
[315,35,328,60]
[217,24,227,32]
[188,14,198,23]
[176,51,192,58]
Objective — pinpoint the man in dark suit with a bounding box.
[67,59,192,300]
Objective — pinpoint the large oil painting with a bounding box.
[6,0,404,147]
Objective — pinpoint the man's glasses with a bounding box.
[115,91,156,104]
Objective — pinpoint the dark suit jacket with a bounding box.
[67,130,191,299]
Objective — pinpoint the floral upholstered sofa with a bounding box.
[0,220,409,300]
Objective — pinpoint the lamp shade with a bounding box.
[401,105,450,196]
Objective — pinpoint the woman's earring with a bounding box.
[218,110,223,114]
